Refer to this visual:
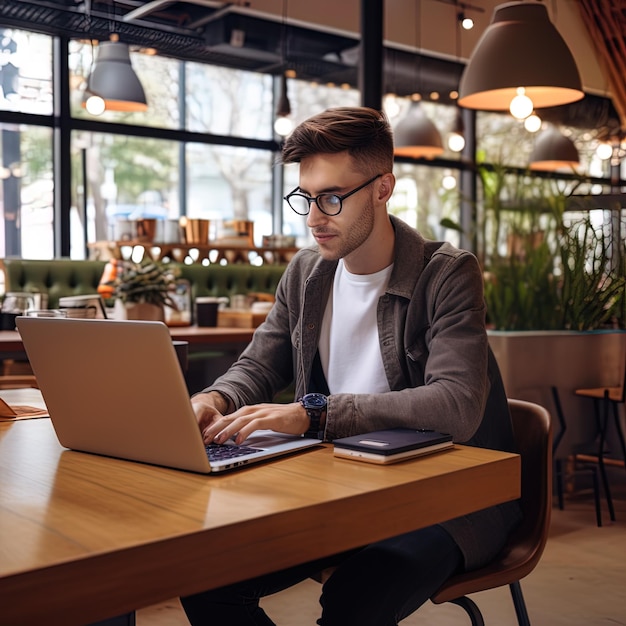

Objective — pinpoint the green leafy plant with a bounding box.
[450,164,625,331]
[483,216,625,330]
[107,261,180,308]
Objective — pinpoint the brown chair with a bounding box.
[573,363,626,522]
[430,398,552,626]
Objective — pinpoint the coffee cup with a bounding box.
[195,297,220,327]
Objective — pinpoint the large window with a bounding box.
[70,131,180,258]
[1,25,620,264]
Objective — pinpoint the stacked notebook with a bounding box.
[333,428,454,464]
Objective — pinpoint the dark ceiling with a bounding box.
[0,0,621,130]
[0,0,485,105]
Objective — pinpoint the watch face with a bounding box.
[303,393,327,409]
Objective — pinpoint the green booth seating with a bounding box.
[0,258,288,309]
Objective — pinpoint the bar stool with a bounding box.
[550,386,603,526]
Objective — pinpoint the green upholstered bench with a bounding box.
[0,258,288,309]
[0,258,108,309]
[177,263,286,302]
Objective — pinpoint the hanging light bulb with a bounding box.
[458,12,474,30]
[274,72,293,137]
[509,87,533,119]
[383,93,401,118]
[524,112,542,133]
[595,142,613,160]
[447,109,465,152]
[84,94,106,116]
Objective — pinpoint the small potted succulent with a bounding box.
[104,260,180,321]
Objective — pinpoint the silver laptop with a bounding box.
[16,317,321,473]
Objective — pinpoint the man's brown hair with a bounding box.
[281,107,394,176]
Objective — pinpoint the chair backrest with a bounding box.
[432,398,552,603]
[507,398,553,579]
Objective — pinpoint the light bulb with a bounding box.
[461,17,474,30]
[274,115,294,137]
[383,94,401,118]
[510,87,533,120]
[524,114,542,133]
[448,132,465,152]
[596,143,613,160]
[85,95,106,116]
[442,174,457,190]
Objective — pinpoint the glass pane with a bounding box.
[287,80,360,131]
[70,131,180,258]
[186,63,273,139]
[69,40,181,129]
[0,123,54,258]
[0,28,53,115]
[391,163,460,246]
[186,143,272,251]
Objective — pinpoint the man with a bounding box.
[182,107,521,626]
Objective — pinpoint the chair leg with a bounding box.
[590,466,603,527]
[509,581,531,626]
[594,396,616,521]
[550,387,566,511]
[555,458,564,510]
[611,402,626,473]
[448,596,485,626]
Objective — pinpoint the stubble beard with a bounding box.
[316,196,376,262]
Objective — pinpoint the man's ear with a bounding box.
[378,172,396,202]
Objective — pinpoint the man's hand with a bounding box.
[199,402,310,445]
[191,391,231,439]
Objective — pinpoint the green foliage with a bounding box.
[484,218,625,330]
[475,165,625,331]
[107,261,180,308]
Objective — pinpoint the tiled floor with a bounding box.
[138,470,626,625]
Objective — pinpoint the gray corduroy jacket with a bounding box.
[204,215,521,570]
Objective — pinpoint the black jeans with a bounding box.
[180,524,463,626]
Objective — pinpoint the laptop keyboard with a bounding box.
[205,443,260,461]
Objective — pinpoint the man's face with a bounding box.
[298,152,378,263]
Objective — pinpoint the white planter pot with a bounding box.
[488,330,626,457]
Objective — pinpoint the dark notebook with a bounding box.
[333,428,454,464]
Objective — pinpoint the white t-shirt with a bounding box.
[319,259,393,394]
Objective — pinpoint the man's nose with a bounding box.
[306,200,327,227]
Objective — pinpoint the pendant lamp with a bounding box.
[394,100,444,158]
[529,126,579,171]
[274,73,293,137]
[458,2,583,114]
[82,36,147,113]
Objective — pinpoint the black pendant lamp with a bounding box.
[458,2,583,115]
[394,100,444,159]
[529,127,579,171]
[83,35,147,113]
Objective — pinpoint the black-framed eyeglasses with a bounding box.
[284,174,382,217]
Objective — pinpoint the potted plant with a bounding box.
[472,165,626,456]
[105,260,180,321]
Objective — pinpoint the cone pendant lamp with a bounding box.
[458,2,583,113]
[83,36,147,112]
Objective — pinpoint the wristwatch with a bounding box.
[299,392,327,439]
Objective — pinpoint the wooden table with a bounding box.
[0,415,520,626]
